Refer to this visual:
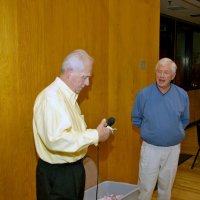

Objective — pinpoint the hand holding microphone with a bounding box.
[97,117,116,142]
[106,117,117,133]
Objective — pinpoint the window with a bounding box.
[160,15,200,90]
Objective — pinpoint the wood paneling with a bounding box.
[188,90,200,123]
[0,0,160,199]
[107,0,160,183]
[182,126,199,155]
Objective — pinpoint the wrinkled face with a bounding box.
[156,63,176,91]
[68,61,92,94]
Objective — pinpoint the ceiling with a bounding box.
[160,0,200,25]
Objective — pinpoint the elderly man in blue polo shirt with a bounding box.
[132,58,189,200]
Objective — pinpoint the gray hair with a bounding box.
[61,49,94,72]
[155,58,177,74]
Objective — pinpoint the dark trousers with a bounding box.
[36,159,85,200]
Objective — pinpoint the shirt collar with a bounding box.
[155,82,172,95]
[55,77,78,104]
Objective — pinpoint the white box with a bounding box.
[84,181,139,200]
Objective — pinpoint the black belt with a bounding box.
[38,158,83,166]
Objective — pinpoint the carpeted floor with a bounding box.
[178,153,193,166]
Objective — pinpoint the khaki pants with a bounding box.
[138,141,180,200]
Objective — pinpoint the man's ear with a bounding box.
[65,67,73,77]
[172,73,176,80]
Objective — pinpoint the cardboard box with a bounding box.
[84,181,139,200]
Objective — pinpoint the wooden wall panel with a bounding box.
[188,90,200,123]
[0,0,109,199]
[0,0,160,199]
[107,0,160,183]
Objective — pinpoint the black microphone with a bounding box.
[107,117,115,127]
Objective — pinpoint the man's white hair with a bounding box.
[155,58,177,74]
[61,49,94,72]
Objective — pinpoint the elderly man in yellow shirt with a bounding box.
[33,49,113,200]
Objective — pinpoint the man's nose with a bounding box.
[84,78,90,86]
[160,72,165,77]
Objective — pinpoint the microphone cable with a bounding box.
[95,117,115,200]
[96,145,99,200]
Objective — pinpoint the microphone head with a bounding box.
[107,117,115,127]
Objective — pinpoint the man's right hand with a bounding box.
[97,119,112,142]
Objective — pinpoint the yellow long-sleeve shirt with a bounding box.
[33,77,98,164]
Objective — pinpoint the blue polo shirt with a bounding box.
[131,83,190,146]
